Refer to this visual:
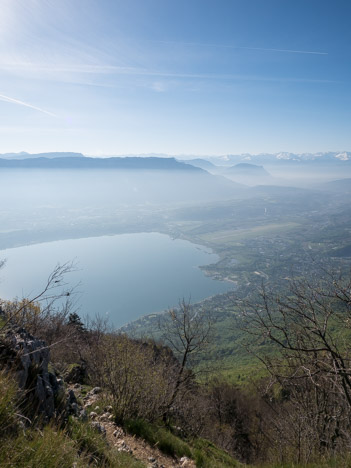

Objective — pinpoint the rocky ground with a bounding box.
[0,323,196,468]
[72,384,196,468]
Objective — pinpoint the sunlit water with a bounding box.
[0,233,231,327]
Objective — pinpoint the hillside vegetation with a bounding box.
[2,266,351,466]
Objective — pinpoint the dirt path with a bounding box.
[72,385,196,468]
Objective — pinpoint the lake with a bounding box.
[0,232,232,327]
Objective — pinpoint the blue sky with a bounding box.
[0,0,350,155]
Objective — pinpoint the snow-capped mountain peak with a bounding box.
[335,152,350,161]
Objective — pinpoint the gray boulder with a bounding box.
[0,326,66,421]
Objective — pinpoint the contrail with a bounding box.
[0,63,335,85]
[0,93,58,117]
[237,46,328,55]
[156,40,328,56]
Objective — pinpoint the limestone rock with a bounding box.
[0,326,65,420]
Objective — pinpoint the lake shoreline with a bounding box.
[0,232,233,328]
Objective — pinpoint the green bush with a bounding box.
[156,428,192,458]
[125,418,192,458]
[124,419,244,467]
[192,438,241,468]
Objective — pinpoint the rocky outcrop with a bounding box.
[0,325,67,421]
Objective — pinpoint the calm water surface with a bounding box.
[0,233,231,327]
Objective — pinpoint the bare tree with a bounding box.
[239,272,351,459]
[0,261,77,332]
[0,262,83,370]
[159,299,213,422]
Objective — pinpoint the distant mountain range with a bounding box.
[0,156,202,171]
[182,159,273,185]
[2,151,350,165]
[207,152,351,165]
[1,152,350,188]
[0,154,247,205]
[116,151,351,164]
[0,152,84,160]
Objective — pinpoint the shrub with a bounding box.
[192,439,241,467]
[124,418,192,458]
[85,334,178,422]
